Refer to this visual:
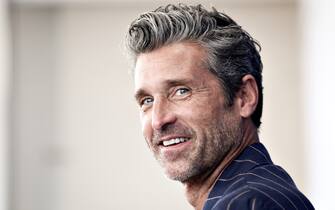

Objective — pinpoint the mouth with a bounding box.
[160,137,191,147]
[156,136,192,161]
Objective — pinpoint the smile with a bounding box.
[162,137,190,147]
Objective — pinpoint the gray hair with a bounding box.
[126,4,263,128]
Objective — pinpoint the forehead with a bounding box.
[134,42,211,91]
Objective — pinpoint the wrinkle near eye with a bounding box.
[193,86,211,94]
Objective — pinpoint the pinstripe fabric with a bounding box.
[203,143,314,210]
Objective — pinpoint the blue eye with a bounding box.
[141,97,153,106]
[175,88,190,96]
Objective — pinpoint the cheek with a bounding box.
[140,113,153,139]
[183,103,225,127]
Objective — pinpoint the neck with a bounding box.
[183,120,259,210]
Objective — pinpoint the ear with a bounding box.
[237,75,259,118]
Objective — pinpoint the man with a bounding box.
[126,4,314,210]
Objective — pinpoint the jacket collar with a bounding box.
[203,143,272,209]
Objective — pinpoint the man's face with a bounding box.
[134,42,242,182]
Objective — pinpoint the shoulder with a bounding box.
[210,185,284,210]
[208,165,314,210]
[210,183,314,210]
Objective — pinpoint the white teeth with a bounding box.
[162,138,189,146]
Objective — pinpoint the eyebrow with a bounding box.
[134,78,192,102]
[134,89,148,103]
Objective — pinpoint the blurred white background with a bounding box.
[1,0,334,209]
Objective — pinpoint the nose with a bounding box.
[151,98,177,131]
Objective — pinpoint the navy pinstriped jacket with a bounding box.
[203,143,314,210]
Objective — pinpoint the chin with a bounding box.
[164,167,186,181]
[166,173,190,183]
[164,166,199,183]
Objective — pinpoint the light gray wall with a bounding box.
[11,6,59,210]
[300,0,335,208]
[11,2,304,210]
[0,1,10,210]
